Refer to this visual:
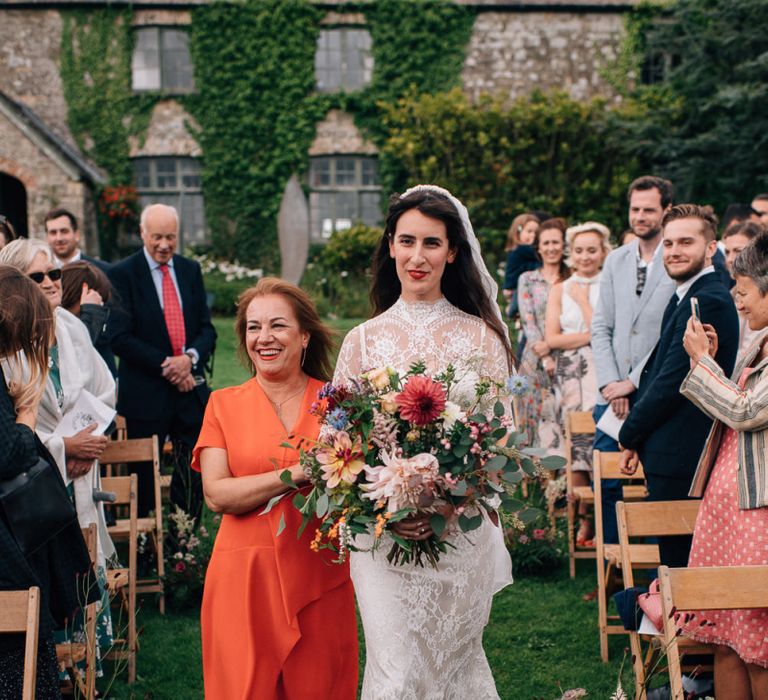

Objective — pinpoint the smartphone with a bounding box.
[690,296,701,321]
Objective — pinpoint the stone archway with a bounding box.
[0,172,29,238]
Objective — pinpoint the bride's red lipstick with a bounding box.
[408,270,428,280]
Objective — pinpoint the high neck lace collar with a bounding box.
[391,296,453,323]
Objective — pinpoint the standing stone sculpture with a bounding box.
[278,173,310,284]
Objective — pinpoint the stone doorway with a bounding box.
[0,172,28,238]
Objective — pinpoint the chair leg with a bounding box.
[630,632,646,699]
[567,497,576,579]
[597,557,610,662]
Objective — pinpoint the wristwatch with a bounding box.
[185,348,199,367]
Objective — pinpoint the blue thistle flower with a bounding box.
[506,374,530,397]
[318,382,336,399]
[327,408,349,430]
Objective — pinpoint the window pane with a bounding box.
[334,191,356,220]
[310,158,331,187]
[361,158,379,186]
[316,28,372,93]
[155,158,178,189]
[161,29,195,91]
[133,160,151,189]
[335,157,356,186]
[360,192,382,226]
[132,28,161,91]
[180,193,207,245]
[309,191,335,239]
[180,158,202,189]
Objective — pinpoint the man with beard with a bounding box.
[590,176,676,546]
[618,204,739,567]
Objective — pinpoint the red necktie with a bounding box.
[160,264,186,356]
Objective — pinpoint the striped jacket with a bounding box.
[681,329,768,510]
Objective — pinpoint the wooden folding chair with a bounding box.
[56,524,98,700]
[0,587,40,700]
[565,411,596,578]
[102,474,138,683]
[617,500,703,698]
[659,564,768,700]
[100,438,166,614]
[594,450,653,662]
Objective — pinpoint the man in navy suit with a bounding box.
[618,204,739,567]
[109,204,216,522]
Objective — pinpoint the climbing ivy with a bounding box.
[59,0,475,265]
[188,0,474,265]
[60,9,159,183]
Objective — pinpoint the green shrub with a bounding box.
[381,88,640,239]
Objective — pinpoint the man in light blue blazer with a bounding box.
[590,176,677,543]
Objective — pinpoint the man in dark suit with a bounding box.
[618,203,739,567]
[45,207,111,271]
[109,203,216,522]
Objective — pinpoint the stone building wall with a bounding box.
[0,109,94,243]
[0,10,76,149]
[462,11,625,102]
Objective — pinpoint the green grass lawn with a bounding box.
[105,316,631,699]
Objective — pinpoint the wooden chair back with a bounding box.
[617,500,701,698]
[102,475,139,682]
[0,588,40,700]
[659,565,768,699]
[101,438,165,615]
[564,411,597,578]
[593,450,650,662]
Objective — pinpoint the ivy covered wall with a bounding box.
[59,0,475,266]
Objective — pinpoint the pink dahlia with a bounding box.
[396,375,447,426]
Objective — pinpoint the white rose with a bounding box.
[441,401,465,429]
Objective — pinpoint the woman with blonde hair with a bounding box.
[0,265,96,698]
[545,222,611,545]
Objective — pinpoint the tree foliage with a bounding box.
[622,0,768,209]
[380,88,639,238]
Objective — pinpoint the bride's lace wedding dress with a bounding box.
[334,297,514,700]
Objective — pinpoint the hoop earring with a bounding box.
[301,346,307,368]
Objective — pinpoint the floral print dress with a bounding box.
[517,269,563,453]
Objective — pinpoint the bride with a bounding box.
[334,185,515,699]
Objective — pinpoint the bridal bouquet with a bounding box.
[270,361,562,567]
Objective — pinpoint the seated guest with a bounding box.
[723,221,766,353]
[0,265,97,699]
[502,213,541,316]
[61,260,117,376]
[619,204,739,567]
[681,232,768,697]
[517,218,570,451]
[0,239,116,680]
[545,221,611,545]
[0,214,19,249]
[192,278,358,700]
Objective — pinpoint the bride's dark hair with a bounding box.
[370,190,514,370]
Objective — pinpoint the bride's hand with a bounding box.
[390,504,453,540]
[391,514,433,541]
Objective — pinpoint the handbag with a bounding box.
[637,578,664,631]
[0,456,78,555]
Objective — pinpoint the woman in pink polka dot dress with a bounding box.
[680,233,768,698]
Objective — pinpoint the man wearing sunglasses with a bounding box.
[44,208,110,271]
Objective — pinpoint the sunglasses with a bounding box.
[28,268,62,284]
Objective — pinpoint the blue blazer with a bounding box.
[108,251,216,421]
[619,272,739,479]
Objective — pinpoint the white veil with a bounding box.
[401,184,510,343]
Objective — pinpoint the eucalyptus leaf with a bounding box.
[292,492,306,509]
[315,492,329,518]
[429,513,446,538]
[484,455,508,471]
[260,492,286,515]
[279,469,298,489]
[493,401,504,417]
[458,512,483,532]
[501,470,524,484]
[276,513,286,536]
[540,455,567,469]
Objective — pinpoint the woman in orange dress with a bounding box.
[192,278,358,700]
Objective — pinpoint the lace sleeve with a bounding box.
[334,325,364,384]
